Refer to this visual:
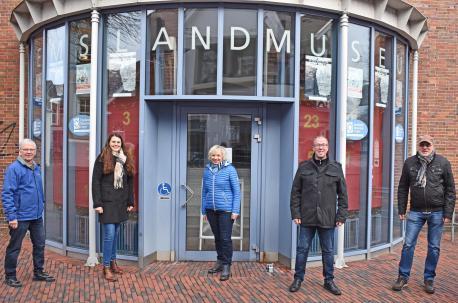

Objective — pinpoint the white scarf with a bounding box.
[113,149,127,189]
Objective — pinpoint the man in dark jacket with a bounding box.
[1,139,55,288]
[392,135,456,294]
[289,136,348,295]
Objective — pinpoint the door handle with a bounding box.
[181,184,194,207]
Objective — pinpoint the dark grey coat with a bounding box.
[290,158,348,228]
[92,155,134,224]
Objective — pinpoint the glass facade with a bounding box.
[27,5,412,260]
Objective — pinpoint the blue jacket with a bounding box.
[2,158,45,222]
[201,161,241,215]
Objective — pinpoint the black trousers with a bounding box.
[4,218,45,278]
[206,209,234,265]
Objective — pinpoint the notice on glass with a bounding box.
[375,66,389,107]
[395,79,403,115]
[305,55,332,102]
[108,52,136,97]
[76,64,90,95]
[348,67,363,99]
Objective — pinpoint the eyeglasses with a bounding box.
[21,149,36,152]
[419,142,431,147]
[313,144,328,148]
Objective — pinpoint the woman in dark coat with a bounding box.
[92,133,135,281]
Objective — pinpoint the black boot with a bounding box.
[220,264,231,281]
[323,280,342,295]
[289,279,302,292]
[208,260,223,274]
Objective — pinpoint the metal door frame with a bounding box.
[176,102,262,261]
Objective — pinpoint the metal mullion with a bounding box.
[177,8,184,95]
[389,36,396,246]
[28,40,34,139]
[257,9,264,96]
[62,22,70,251]
[41,29,46,221]
[216,7,223,95]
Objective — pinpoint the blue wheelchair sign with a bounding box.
[158,182,172,196]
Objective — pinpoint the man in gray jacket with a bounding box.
[392,135,456,294]
[289,136,348,295]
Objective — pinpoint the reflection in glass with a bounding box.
[184,9,217,95]
[223,9,257,95]
[104,12,141,255]
[372,32,393,246]
[345,23,370,251]
[263,11,295,97]
[45,26,65,243]
[298,15,335,256]
[393,42,407,240]
[147,9,177,95]
[32,35,43,163]
[186,114,251,252]
[67,19,91,249]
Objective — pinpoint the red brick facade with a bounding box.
[0,1,457,231]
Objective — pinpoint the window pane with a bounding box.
[45,26,65,243]
[32,34,43,163]
[147,9,178,95]
[263,11,294,97]
[298,15,335,256]
[345,23,370,252]
[223,9,257,95]
[372,32,393,246]
[183,9,218,95]
[67,19,91,249]
[104,12,141,256]
[393,42,406,240]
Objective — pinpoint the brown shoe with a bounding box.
[103,266,118,281]
[110,260,124,275]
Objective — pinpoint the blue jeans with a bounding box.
[294,226,335,282]
[103,223,120,267]
[206,209,234,265]
[4,218,45,278]
[399,210,444,281]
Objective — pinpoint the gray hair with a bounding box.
[19,138,37,149]
[207,145,227,161]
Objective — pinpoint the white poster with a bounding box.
[348,67,363,99]
[305,55,332,101]
[108,52,137,97]
[395,79,403,115]
[375,66,390,106]
[76,64,91,95]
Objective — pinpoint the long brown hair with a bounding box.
[99,133,135,175]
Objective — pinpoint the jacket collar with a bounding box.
[17,156,35,170]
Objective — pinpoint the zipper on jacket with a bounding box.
[33,168,40,219]
[212,173,216,211]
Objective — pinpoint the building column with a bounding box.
[19,43,25,142]
[86,10,100,267]
[411,51,419,155]
[335,12,349,269]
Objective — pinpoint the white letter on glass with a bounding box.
[351,40,361,63]
[79,34,89,60]
[230,27,250,51]
[192,26,210,50]
[266,29,290,53]
[379,48,386,68]
[152,27,174,51]
[310,33,326,57]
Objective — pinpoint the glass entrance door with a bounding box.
[178,106,261,261]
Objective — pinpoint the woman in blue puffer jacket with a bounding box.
[201,145,240,281]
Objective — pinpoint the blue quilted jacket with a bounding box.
[201,161,241,215]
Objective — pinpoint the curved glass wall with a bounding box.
[28,4,411,259]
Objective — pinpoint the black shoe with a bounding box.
[4,277,22,288]
[33,270,56,282]
[424,280,435,294]
[392,276,408,291]
[323,280,342,295]
[208,261,223,274]
[219,264,231,281]
[289,278,302,292]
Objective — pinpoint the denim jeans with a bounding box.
[294,226,335,282]
[103,223,120,267]
[399,210,444,281]
[206,209,234,265]
[4,218,45,279]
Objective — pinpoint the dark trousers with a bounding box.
[4,218,45,279]
[206,209,234,265]
[294,226,335,282]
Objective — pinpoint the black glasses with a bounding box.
[419,142,431,147]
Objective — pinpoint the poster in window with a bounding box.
[76,64,90,95]
[305,55,332,101]
[375,66,389,107]
[108,52,136,97]
[395,79,403,115]
[347,67,363,99]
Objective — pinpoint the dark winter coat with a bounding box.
[92,155,134,224]
[398,153,456,219]
[290,158,348,228]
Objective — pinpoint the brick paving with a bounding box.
[0,230,456,302]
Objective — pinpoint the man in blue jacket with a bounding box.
[2,139,55,288]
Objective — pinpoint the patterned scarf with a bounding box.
[113,149,127,189]
[415,151,435,188]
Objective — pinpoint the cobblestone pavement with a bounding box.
[0,230,456,302]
